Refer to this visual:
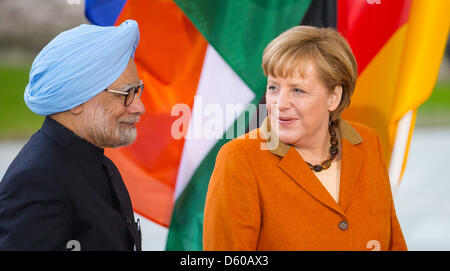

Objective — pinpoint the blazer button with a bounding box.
[338,220,349,231]
[126,216,132,225]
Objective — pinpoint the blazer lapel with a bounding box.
[338,138,365,212]
[279,147,345,217]
[103,157,142,250]
[260,116,366,217]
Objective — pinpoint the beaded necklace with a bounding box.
[305,120,339,172]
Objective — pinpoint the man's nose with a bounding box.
[127,95,146,115]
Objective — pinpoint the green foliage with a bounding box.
[0,65,44,140]
[417,82,450,126]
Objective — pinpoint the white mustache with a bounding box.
[120,115,140,125]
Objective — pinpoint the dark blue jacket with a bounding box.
[0,117,141,250]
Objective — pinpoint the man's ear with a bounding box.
[328,85,343,112]
[70,103,83,115]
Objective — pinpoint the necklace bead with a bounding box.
[313,165,323,172]
[304,121,338,172]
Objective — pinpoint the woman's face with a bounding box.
[265,60,341,148]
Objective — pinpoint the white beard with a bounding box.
[83,100,138,148]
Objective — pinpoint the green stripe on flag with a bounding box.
[167,110,256,251]
[167,0,312,251]
[166,133,226,251]
[174,0,312,100]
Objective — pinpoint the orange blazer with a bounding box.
[203,117,407,251]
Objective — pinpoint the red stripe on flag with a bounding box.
[338,0,411,74]
[106,0,208,227]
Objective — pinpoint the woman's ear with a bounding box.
[328,85,343,112]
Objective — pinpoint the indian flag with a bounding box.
[85,0,449,250]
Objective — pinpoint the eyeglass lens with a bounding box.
[125,85,143,106]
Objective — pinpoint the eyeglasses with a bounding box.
[104,80,144,107]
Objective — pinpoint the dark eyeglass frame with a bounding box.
[104,80,144,107]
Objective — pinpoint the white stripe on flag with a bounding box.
[389,110,414,194]
[174,44,255,200]
[135,212,168,251]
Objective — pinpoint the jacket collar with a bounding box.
[259,117,365,216]
[259,116,363,157]
[40,116,105,164]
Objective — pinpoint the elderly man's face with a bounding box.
[80,59,146,148]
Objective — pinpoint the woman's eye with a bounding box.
[293,88,306,93]
[267,85,277,91]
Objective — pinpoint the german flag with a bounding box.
[85,0,450,250]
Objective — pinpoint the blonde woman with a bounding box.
[203,26,407,251]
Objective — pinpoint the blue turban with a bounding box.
[24,20,140,116]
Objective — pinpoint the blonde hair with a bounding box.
[262,25,358,121]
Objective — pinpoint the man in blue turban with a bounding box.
[0,20,145,250]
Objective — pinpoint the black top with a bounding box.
[0,117,141,250]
